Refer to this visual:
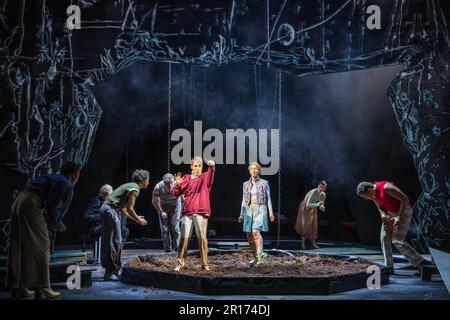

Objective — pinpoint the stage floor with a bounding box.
[1,240,449,300]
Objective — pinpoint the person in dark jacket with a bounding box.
[100,170,149,281]
[82,184,113,251]
[6,161,81,299]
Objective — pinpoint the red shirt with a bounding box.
[372,181,401,213]
[172,166,215,216]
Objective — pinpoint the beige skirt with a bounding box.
[294,200,318,240]
[7,189,51,289]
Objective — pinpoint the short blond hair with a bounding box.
[191,156,203,165]
[248,162,261,171]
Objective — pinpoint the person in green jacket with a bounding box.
[100,169,149,281]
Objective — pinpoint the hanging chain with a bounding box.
[254,64,261,128]
[304,130,307,193]
[254,64,277,129]
[277,69,282,248]
[269,70,278,128]
[190,65,196,120]
[168,62,172,173]
[267,0,270,68]
[202,68,207,119]
[182,64,188,127]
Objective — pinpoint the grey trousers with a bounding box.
[158,203,181,252]
[381,205,424,267]
[6,190,50,289]
[100,203,123,275]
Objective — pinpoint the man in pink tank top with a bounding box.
[356,181,431,269]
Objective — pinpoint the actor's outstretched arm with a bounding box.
[240,184,246,214]
[46,182,71,231]
[373,200,390,221]
[266,183,274,216]
[305,190,320,209]
[239,184,246,222]
[120,207,135,222]
[172,173,188,196]
[206,160,215,188]
[126,191,147,225]
[320,193,326,204]
[151,187,165,217]
[384,183,409,216]
[318,193,326,212]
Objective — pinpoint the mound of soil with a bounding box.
[125,251,372,277]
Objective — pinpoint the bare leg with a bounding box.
[246,232,257,263]
[252,230,261,255]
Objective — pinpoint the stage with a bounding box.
[0,0,449,312]
[1,239,448,300]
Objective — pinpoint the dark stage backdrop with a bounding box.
[56,61,420,247]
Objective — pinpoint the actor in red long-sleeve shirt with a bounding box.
[356,181,430,269]
[172,156,215,271]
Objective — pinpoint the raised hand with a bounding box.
[174,172,183,186]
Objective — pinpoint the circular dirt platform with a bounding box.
[122,249,391,295]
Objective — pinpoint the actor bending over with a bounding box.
[295,181,327,250]
[173,156,215,272]
[152,173,182,253]
[82,184,113,251]
[100,170,149,281]
[7,162,81,299]
[238,162,275,265]
[356,181,431,269]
